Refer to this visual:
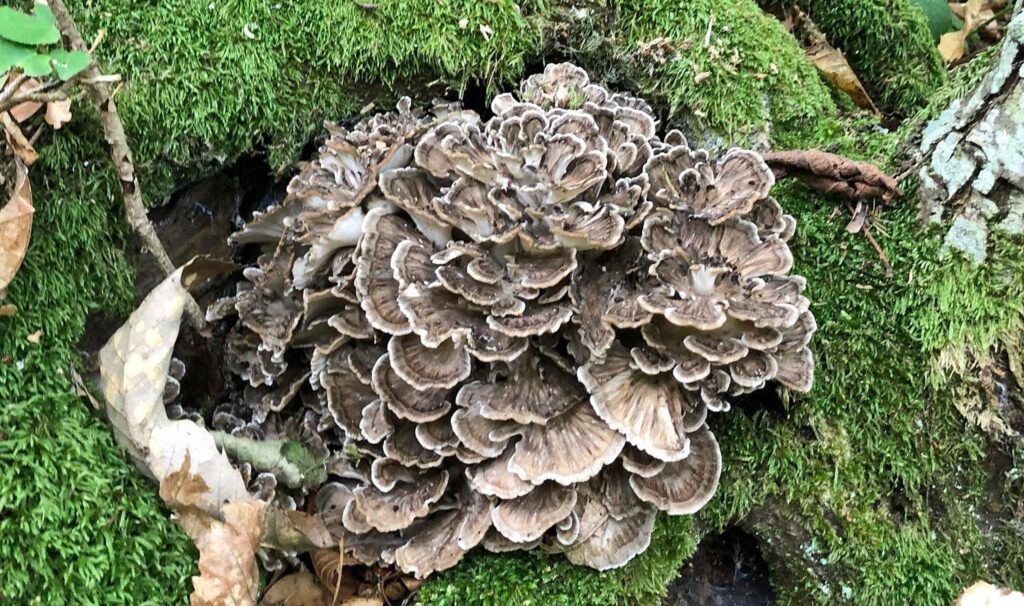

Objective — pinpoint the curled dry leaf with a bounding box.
[762,150,901,202]
[0,156,33,299]
[161,456,265,606]
[1,112,38,165]
[178,499,266,606]
[803,19,878,113]
[939,0,989,62]
[98,258,251,514]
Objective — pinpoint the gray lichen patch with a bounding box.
[917,9,1024,264]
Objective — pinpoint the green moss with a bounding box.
[610,0,836,144]
[0,110,194,605]
[774,0,947,116]
[74,0,548,197]
[420,517,700,606]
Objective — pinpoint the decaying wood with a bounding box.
[47,0,204,330]
[763,150,901,202]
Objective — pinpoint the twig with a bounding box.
[0,73,32,108]
[47,0,205,331]
[862,223,894,278]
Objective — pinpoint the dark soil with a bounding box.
[663,527,774,606]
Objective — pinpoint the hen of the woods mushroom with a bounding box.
[201,63,816,578]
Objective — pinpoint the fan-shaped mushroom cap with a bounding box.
[388,333,471,390]
[482,528,541,552]
[316,482,354,531]
[729,350,779,391]
[513,62,608,110]
[467,446,535,499]
[394,486,494,578]
[645,146,773,224]
[370,458,418,492]
[590,463,645,520]
[630,425,720,514]
[451,404,520,458]
[293,207,367,289]
[456,350,580,424]
[487,303,573,338]
[347,469,448,532]
[384,423,444,468]
[564,499,656,571]
[492,483,577,543]
[370,354,451,423]
[378,167,451,246]
[415,416,460,455]
[620,445,666,478]
[323,360,379,436]
[359,399,393,444]
[579,344,697,462]
[355,210,424,335]
[774,347,814,392]
[508,401,625,485]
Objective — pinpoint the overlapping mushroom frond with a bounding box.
[203,63,816,578]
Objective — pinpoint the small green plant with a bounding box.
[0,2,89,80]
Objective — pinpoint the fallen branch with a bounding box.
[47,0,204,330]
[763,150,901,202]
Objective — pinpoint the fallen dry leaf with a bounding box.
[25,329,43,343]
[70,365,102,410]
[44,99,73,129]
[0,303,15,316]
[2,112,38,165]
[98,258,250,514]
[311,546,358,605]
[262,508,334,552]
[939,0,988,62]
[7,78,43,123]
[806,37,878,113]
[845,201,868,233]
[178,499,266,606]
[260,570,329,606]
[762,150,901,202]
[0,156,34,298]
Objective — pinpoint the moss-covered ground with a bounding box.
[3,0,1022,604]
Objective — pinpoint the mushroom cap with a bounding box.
[394,485,494,578]
[371,354,451,423]
[451,403,520,458]
[564,498,656,571]
[355,210,426,335]
[508,401,625,486]
[455,349,580,425]
[347,468,448,532]
[491,483,577,543]
[388,334,472,389]
[467,446,535,499]
[629,425,721,514]
[383,422,445,468]
[578,343,697,462]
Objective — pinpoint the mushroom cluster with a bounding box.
[204,64,816,577]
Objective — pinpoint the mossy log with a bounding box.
[2,0,1023,604]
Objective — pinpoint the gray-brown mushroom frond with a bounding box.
[203,64,817,579]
